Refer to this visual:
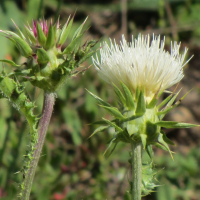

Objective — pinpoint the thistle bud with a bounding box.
[0,16,97,92]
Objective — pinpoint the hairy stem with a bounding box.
[21,93,55,200]
[131,142,142,200]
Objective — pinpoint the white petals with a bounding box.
[93,34,189,100]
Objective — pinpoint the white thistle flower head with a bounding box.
[93,34,190,102]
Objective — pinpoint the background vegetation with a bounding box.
[0,0,200,199]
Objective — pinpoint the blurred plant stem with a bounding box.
[131,142,142,200]
[21,93,55,200]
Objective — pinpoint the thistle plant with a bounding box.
[0,16,97,200]
[88,34,198,200]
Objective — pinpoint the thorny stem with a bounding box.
[21,93,55,200]
[131,142,142,200]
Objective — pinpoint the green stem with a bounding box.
[21,93,55,200]
[131,142,142,200]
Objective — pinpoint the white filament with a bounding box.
[93,34,190,101]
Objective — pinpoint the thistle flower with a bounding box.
[0,16,97,92]
[93,34,190,102]
[88,35,198,197]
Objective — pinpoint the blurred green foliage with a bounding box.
[0,0,200,199]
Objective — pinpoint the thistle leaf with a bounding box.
[0,59,20,67]
[121,113,142,123]
[24,25,37,44]
[86,89,111,107]
[135,90,146,115]
[11,19,26,40]
[63,33,83,54]
[146,145,153,159]
[140,134,147,149]
[121,82,135,109]
[2,30,32,57]
[102,118,123,132]
[37,23,46,46]
[160,130,175,145]
[155,121,198,128]
[100,105,125,119]
[58,16,73,46]
[45,25,55,49]
[72,17,88,40]
[158,133,173,159]
[37,48,50,64]
[150,142,168,151]
[88,125,109,139]
[113,83,126,105]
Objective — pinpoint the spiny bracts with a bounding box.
[0,16,97,92]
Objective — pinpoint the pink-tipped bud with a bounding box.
[43,19,48,36]
[32,20,37,38]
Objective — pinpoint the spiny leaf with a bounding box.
[11,19,26,40]
[102,117,123,132]
[63,33,83,54]
[37,48,50,64]
[150,142,168,151]
[45,25,55,49]
[85,89,111,107]
[135,90,146,115]
[88,119,117,125]
[0,59,20,67]
[146,145,153,159]
[140,134,147,149]
[155,121,198,128]
[37,22,46,46]
[88,125,109,139]
[104,138,117,157]
[160,130,175,146]
[158,133,173,159]
[72,16,88,40]
[24,25,37,44]
[1,30,32,57]
[121,114,142,123]
[113,83,126,105]
[100,105,125,119]
[57,16,73,46]
[121,82,135,109]
[159,89,182,119]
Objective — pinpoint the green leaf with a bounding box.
[158,133,173,159]
[2,30,32,57]
[11,19,26,40]
[45,25,55,49]
[147,96,158,109]
[113,83,126,105]
[72,17,88,40]
[0,59,20,67]
[76,49,97,66]
[140,134,147,149]
[121,82,135,109]
[37,48,50,64]
[135,90,146,115]
[146,145,153,159]
[160,130,175,145]
[37,23,46,46]
[58,16,73,46]
[104,138,118,157]
[63,33,83,54]
[121,113,142,123]
[102,118,123,132]
[150,142,168,151]
[24,25,37,44]
[100,105,125,119]
[85,89,111,107]
[155,121,198,128]
[88,125,109,139]
[159,89,182,119]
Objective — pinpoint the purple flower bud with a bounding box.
[32,20,37,38]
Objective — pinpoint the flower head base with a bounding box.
[0,16,97,92]
[93,34,190,102]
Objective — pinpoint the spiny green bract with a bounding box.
[88,82,197,158]
[0,16,97,92]
[88,83,197,196]
[0,72,39,197]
